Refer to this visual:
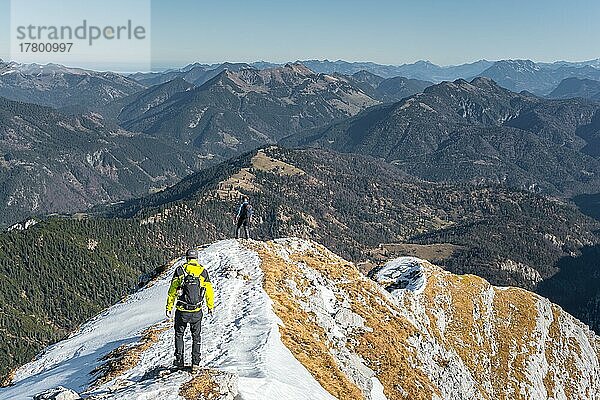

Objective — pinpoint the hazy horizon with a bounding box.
[148,56,600,73]
[3,56,600,74]
[1,0,599,72]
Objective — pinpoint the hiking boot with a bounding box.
[192,364,201,373]
[173,358,184,368]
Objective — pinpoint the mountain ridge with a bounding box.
[350,72,433,103]
[282,77,600,197]
[119,64,380,161]
[479,59,600,95]
[130,58,600,94]
[548,77,600,100]
[2,238,598,399]
[0,61,145,112]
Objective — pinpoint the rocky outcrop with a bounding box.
[372,255,600,399]
[33,387,81,400]
[179,369,239,400]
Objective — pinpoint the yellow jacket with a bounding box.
[166,259,214,313]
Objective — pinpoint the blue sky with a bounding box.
[1,0,599,70]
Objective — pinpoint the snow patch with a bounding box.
[370,377,388,400]
[371,257,427,294]
[188,107,207,128]
[7,219,38,232]
[87,239,98,251]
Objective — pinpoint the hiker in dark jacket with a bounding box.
[165,249,214,371]
[234,196,253,239]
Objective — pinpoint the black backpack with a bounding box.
[239,203,252,219]
[179,271,205,310]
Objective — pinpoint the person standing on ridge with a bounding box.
[234,195,253,239]
[165,249,214,372]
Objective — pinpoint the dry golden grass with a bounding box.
[421,267,597,400]
[216,168,260,200]
[490,287,538,395]
[422,271,492,396]
[289,244,439,400]
[251,150,305,176]
[215,149,304,200]
[250,240,440,399]
[543,305,583,400]
[253,240,600,399]
[252,242,365,399]
[0,370,15,388]
[91,324,170,388]
[179,369,220,400]
[544,306,562,399]
[422,269,537,399]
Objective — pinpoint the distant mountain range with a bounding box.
[478,59,600,95]
[299,59,600,95]
[133,59,492,86]
[2,59,600,227]
[0,97,203,227]
[350,71,433,102]
[128,62,252,87]
[2,57,598,120]
[298,59,495,81]
[110,76,195,121]
[118,63,380,160]
[127,58,600,96]
[0,60,144,112]
[1,58,599,224]
[128,63,434,107]
[283,77,600,197]
[2,58,600,114]
[0,61,434,227]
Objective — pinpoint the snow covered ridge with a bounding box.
[2,238,599,400]
[7,218,38,232]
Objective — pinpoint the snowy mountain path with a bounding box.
[2,238,599,399]
[0,240,336,400]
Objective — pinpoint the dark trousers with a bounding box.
[236,218,250,239]
[174,309,203,365]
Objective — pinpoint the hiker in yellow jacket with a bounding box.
[165,249,214,371]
